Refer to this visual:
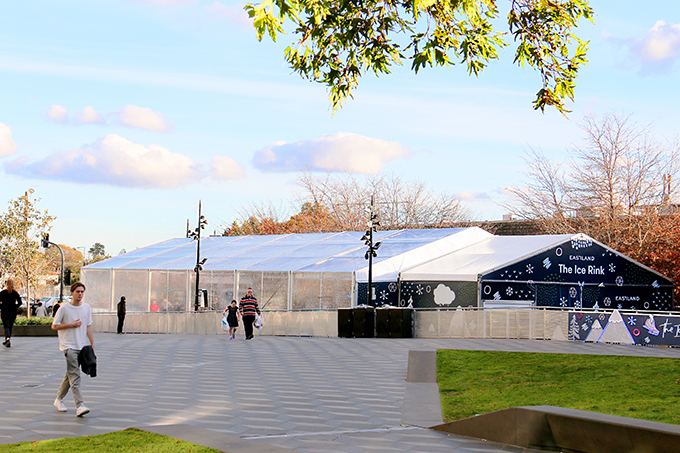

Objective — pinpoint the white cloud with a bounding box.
[0,122,18,157]
[638,21,680,62]
[619,21,680,73]
[73,106,105,125]
[253,132,410,174]
[46,104,69,123]
[204,2,250,27]
[454,190,491,202]
[210,155,245,179]
[3,134,201,188]
[116,105,171,132]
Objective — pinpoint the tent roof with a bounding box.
[84,228,482,274]
[400,234,575,281]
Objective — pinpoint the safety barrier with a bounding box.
[93,310,338,337]
[92,308,680,345]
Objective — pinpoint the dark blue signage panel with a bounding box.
[569,311,680,347]
[481,237,674,311]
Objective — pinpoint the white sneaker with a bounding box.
[54,398,67,412]
[76,405,90,417]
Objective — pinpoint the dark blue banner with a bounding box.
[481,237,674,311]
[569,310,680,347]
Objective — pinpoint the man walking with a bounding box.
[239,287,260,340]
[51,282,94,417]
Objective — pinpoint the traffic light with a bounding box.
[41,233,50,248]
[63,269,71,286]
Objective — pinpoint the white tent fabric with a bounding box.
[354,227,492,282]
[400,234,575,282]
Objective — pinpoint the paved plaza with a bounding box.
[1,334,679,452]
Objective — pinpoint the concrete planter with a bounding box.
[11,325,57,337]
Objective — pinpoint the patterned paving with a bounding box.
[1,334,678,452]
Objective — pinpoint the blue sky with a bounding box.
[0,0,678,256]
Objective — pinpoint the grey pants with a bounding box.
[57,349,83,406]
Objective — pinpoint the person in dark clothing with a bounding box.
[223,300,240,340]
[117,296,126,335]
[1,279,22,348]
[239,288,260,340]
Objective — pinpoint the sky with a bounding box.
[0,0,679,257]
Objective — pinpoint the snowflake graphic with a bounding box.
[609,263,616,273]
[388,282,397,292]
[560,297,568,307]
[569,287,577,298]
[506,287,514,296]
[526,264,534,274]
[604,297,611,307]
[617,304,623,309]
[615,276,624,287]
[574,300,582,309]
[416,285,423,295]
[379,290,388,301]
[627,317,636,326]
[585,315,593,323]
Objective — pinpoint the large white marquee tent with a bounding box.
[81,227,674,313]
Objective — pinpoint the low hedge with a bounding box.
[0,316,54,326]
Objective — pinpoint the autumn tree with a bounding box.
[509,113,680,305]
[246,0,593,114]
[0,190,55,313]
[45,244,84,282]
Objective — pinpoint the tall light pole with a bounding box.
[187,201,208,312]
[361,196,381,305]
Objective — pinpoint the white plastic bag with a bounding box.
[254,314,263,330]
[222,314,230,331]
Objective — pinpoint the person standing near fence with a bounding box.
[1,279,22,348]
[51,282,94,417]
[117,296,126,335]
[239,288,260,340]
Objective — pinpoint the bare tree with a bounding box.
[223,171,470,235]
[295,171,470,230]
[508,113,680,305]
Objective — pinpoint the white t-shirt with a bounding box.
[52,302,92,351]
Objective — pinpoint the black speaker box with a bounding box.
[376,308,390,338]
[389,308,414,338]
[337,308,353,338]
[353,307,375,338]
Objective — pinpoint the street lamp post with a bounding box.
[361,196,381,305]
[187,201,208,312]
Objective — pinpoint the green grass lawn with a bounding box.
[0,428,223,453]
[438,350,680,425]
